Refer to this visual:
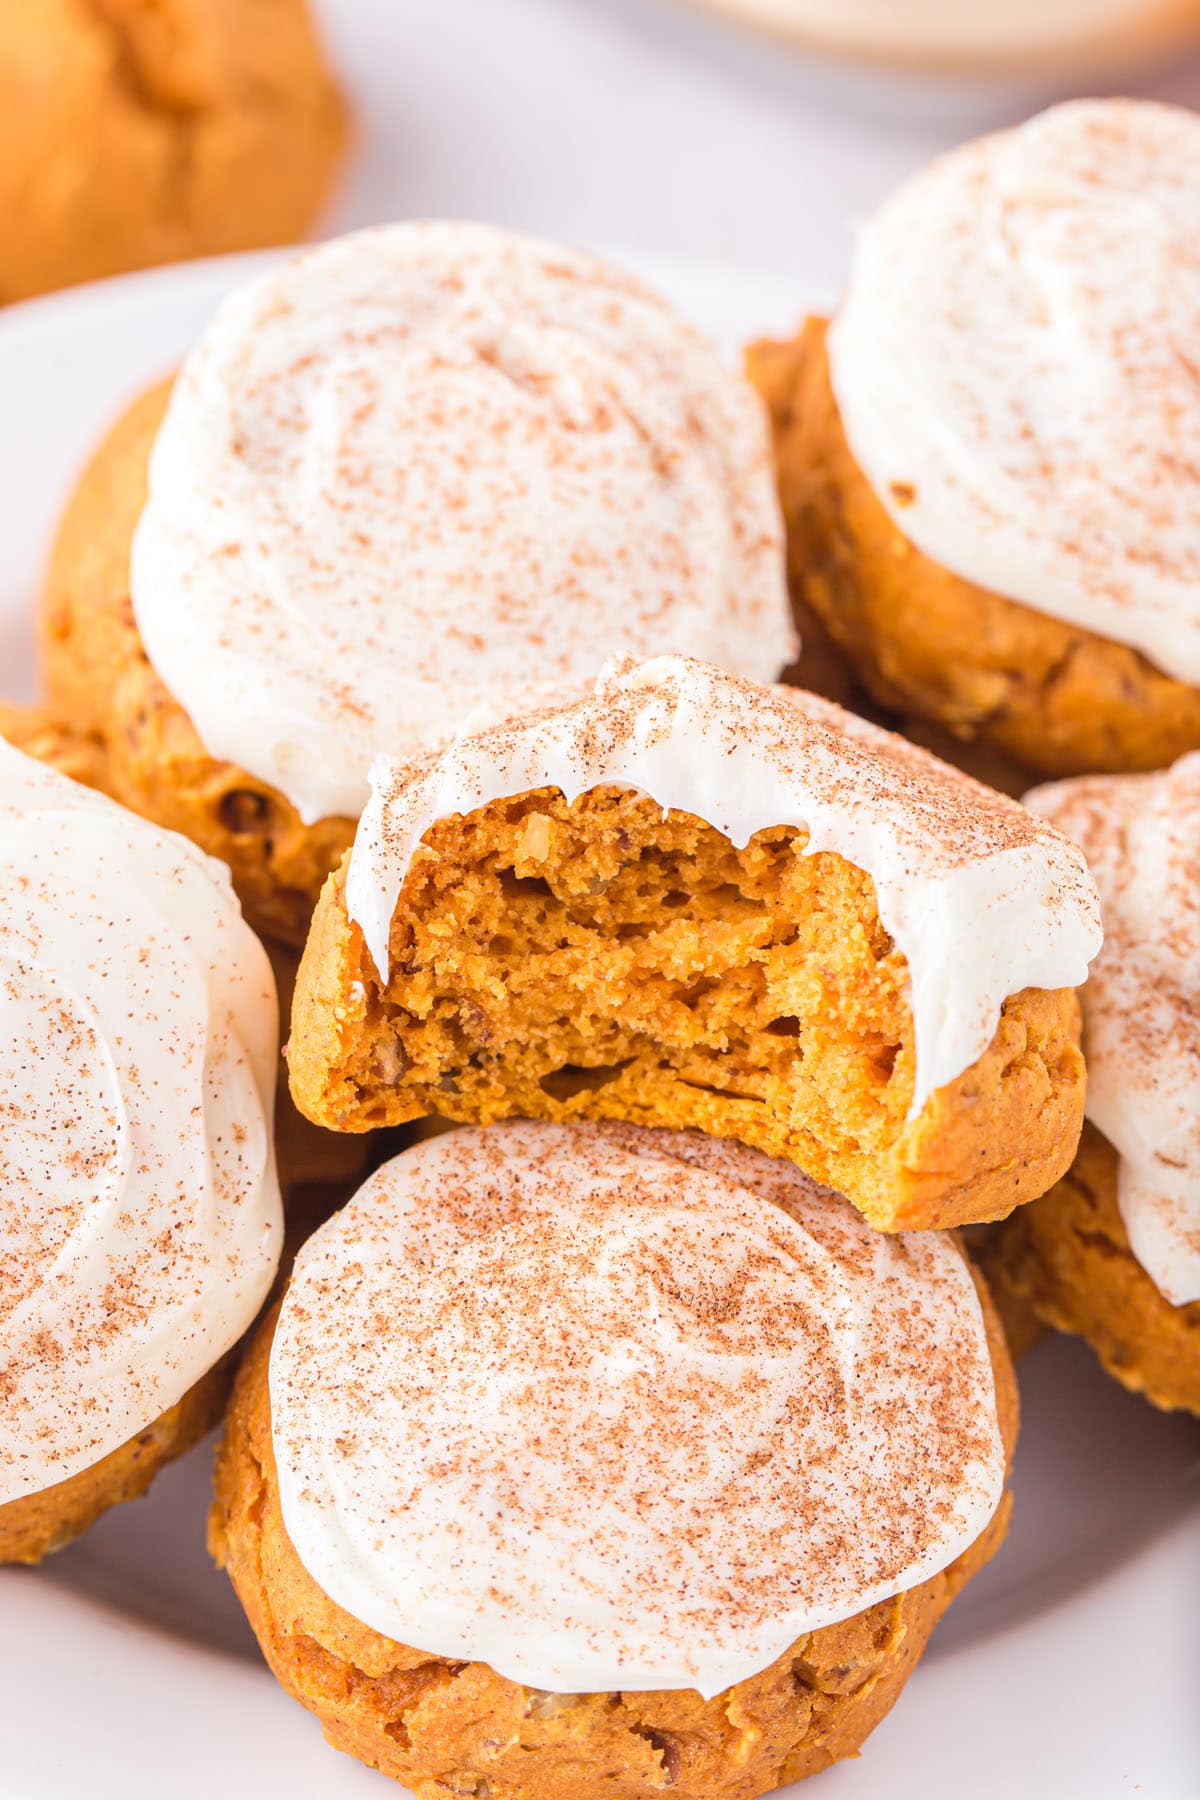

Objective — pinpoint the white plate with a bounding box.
[0,251,1197,1800]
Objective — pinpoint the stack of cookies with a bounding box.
[2,96,1195,1799]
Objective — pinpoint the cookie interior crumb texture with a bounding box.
[290,784,1087,1233]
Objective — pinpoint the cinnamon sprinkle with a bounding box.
[0,741,281,1502]
[270,1119,1005,1697]
[1027,752,1200,1304]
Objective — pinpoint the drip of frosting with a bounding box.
[345,655,1101,1117]
[829,99,1200,684]
[131,221,794,826]
[0,741,282,1502]
[1026,754,1200,1306]
[270,1120,1005,1697]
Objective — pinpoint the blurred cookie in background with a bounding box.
[0,0,348,305]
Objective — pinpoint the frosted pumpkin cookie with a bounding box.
[0,0,346,305]
[748,100,1200,780]
[983,754,1200,1414]
[41,222,794,944]
[0,702,368,1209]
[288,655,1101,1233]
[211,1121,1018,1799]
[0,739,281,1563]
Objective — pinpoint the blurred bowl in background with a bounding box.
[680,0,1200,76]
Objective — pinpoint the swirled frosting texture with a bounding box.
[131,222,793,825]
[270,1121,1005,1695]
[829,99,1200,684]
[0,742,282,1503]
[346,655,1101,1116]
[1027,754,1200,1306]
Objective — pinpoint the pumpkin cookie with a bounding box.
[748,101,1200,781]
[211,1122,1018,1799]
[980,1124,1200,1414]
[982,754,1200,1415]
[41,224,794,944]
[0,700,111,794]
[1,1362,231,1566]
[0,0,346,305]
[0,701,369,1207]
[288,656,1101,1233]
[40,377,352,946]
[0,738,281,1562]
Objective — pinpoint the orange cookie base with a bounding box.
[745,322,1200,781]
[1,1360,229,1565]
[288,785,1086,1233]
[40,380,353,947]
[210,1261,1016,1800]
[978,1122,1200,1416]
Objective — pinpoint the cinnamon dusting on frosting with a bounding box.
[831,99,1200,683]
[1027,753,1200,1305]
[270,1121,1004,1695]
[131,222,793,825]
[0,741,282,1501]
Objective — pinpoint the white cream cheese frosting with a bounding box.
[829,99,1200,685]
[1026,754,1200,1306]
[346,655,1102,1117]
[270,1120,1006,1696]
[0,741,282,1503]
[130,221,794,826]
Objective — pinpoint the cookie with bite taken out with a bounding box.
[287,656,1102,1234]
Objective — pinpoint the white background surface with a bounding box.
[1,5,1199,1797]
[314,0,1200,293]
